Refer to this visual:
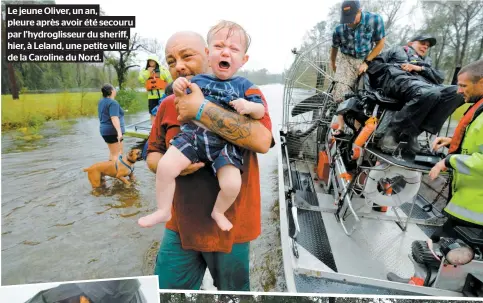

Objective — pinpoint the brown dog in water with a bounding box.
[83,149,143,188]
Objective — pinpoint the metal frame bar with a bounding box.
[325,133,363,236]
[294,267,463,297]
[281,135,301,240]
[278,137,298,292]
[357,212,445,226]
[124,119,152,138]
[125,119,151,130]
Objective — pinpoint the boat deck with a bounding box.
[279,152,462,296]
[124,119,151,139]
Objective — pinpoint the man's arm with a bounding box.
[445,119,483,177]
[330,47,338,72]
[147,151,204,175]
[330,28,340,72]
[200,102,272,153]
[175,83,273,154]
[359,38,386,74]
[445,151,483,177]
[364,14,386,63]
[420,63,445,85]
[403,60,445,85]
[366,37,385,62]
[365,46,397,75]
[146,96,205,174]
[430,119,482,180]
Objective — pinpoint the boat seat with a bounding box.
[454,226,483,248]
[365,143,435,172]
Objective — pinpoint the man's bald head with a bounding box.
[164,31,210,80]
[166,31,206,54]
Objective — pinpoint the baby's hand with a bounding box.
[229,98,253,115]
[173,77,190,97]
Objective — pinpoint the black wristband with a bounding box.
[444,155,453,169]
[364,59,371,64]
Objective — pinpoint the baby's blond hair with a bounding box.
[207,20,251,53]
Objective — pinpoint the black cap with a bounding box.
[340,0,361,24]
[409,34,437,47]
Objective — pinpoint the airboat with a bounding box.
[278,40,482,296]
[124,119,151,140]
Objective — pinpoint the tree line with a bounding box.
[1,0,283,99]
[10,0,479,98]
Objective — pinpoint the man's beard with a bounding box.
[468,94,483,103]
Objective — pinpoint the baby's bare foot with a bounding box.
[138,210,172,228]
[211,211,233,231]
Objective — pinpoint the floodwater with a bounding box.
[1,84,285,292]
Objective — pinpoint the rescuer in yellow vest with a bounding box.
[430,59,483,238]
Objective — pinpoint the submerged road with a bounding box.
[1,84,285,292]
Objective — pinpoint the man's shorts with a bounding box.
[154,229,250,290]
[333,52,363,103]
[170,122,243,175]
[148,98,161,115]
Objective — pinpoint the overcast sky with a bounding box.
[52,0,424,74]
[54,0,344,74]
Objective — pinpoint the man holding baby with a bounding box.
[144,21,274,291]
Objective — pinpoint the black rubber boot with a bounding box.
[407,135,422,155]
[379,128,399,154]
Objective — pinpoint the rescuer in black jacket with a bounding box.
[366,34,464,154]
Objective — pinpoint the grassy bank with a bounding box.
[1,90,147,131]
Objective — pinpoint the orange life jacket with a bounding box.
[449,97,483,154]
[145,71,167,91]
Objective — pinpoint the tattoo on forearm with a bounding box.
[204,106,252,145]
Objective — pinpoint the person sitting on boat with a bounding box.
[142,29,273,290]
[330,0,386,136]
[428,59,483,237]
[366,34,464,154]
[138,20,266,232]
[138,55,173,125]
